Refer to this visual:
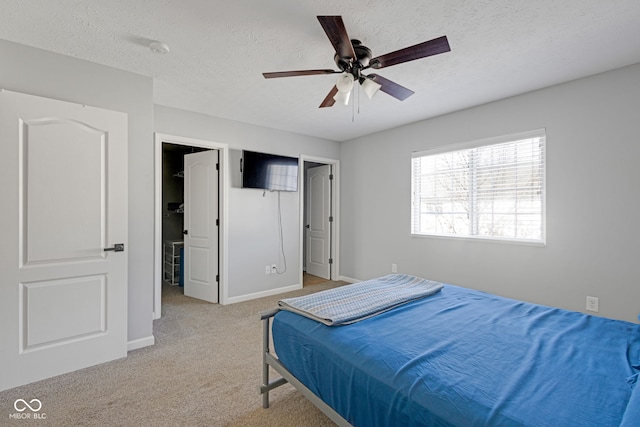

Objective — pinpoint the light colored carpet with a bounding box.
[0,280,346,426]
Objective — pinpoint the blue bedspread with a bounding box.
[278,274,443,326]
[272,283,640,427]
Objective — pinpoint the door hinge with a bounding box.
[329,258,333,264]
[329,216,334,222]
[216,163,219,171]
[329,174,334,180]
[216,274,219,282]
[216,219,219,226]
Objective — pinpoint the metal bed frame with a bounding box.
[259,308,352,427]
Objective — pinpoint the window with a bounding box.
[411,129,545,244]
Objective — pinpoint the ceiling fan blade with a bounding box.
[317,16,356,61]
[319,86,339,108]
[368,35,450,69]
[263,69,339,79]
[368,74,414,101]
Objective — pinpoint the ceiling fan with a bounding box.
[262,16,451,108]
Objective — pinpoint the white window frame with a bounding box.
[411,129,546,245]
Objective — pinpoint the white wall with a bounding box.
[154,105,340,300]
[0,39,155,343]
[340,62,640,323]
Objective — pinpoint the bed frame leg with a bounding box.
[260,308,281,409]
[262,310,271,408]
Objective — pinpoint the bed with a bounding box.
[260,274,640,427]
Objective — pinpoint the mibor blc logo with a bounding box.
[9,398,46,420]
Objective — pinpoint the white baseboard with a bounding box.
[338,275,360,283]
[223,284,303,305]
[127,335,155,352]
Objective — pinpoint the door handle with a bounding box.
[104,243,125,252]
[183,230,188,235]
[305,225,310,229]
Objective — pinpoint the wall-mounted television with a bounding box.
[241,150,299,192]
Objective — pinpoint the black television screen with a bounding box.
[241,150,299,192]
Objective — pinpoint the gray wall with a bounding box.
[154,105,340,299]
[340,62,640,323]
[0,39,155,343]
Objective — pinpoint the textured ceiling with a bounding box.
[1,0,639,141]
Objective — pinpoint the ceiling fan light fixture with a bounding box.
[361,78,381,99]
[335,73,355,93]
[333,90,351,106]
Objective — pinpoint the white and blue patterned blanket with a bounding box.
[278,274,444,326]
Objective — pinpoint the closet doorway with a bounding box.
[154,133,229,319]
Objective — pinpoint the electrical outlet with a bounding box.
[586,296,599,312]
[391,263,398,273]
[271,264,277,274]
[265,265,271,275]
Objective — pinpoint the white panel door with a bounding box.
[183,150,219,303]
[0,90,128,392]
[305,165,331,280]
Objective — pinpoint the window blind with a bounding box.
[411,130,546,243]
